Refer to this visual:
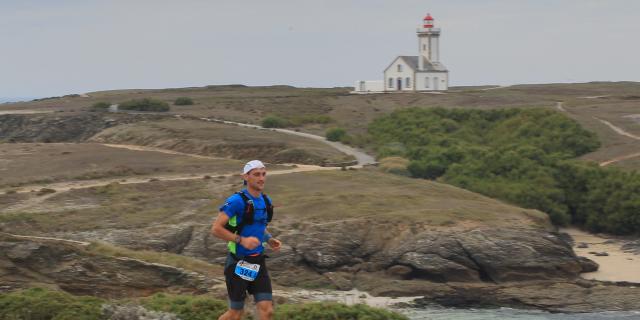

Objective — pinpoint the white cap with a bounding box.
[243,160,265,174]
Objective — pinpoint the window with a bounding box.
[388,78,394,88]
[405,77,411,88]
[397,64,402,72]
[425,77,430,88]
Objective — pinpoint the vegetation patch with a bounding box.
[119,98,170,112]
[90,101,111,111]
[0,287,104,320]
[262,114,291,128]
[174,97,194,105]
[0,289,408,320]
[326,127,348,142]
[368,107,640,234]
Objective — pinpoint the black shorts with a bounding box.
[224,253,272,310]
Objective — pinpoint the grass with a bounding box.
[5,82,639,169]
[0,143,243,189]
[267,169,550,229]
[0,288,408,320]
[90,118,354,166]
[87,241,223,277]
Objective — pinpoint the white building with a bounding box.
[353,13,449,93]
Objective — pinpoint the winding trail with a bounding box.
[198,117,377,166]
[554,102,640,166]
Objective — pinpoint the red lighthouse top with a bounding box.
[423,13,434,28]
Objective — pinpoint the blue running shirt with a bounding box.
[219,189,271,256]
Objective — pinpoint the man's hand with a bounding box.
[240,236,261,250]
[267,238,282,252]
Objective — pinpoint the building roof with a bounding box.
[386,56,448,72]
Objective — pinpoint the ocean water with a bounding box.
[400,307,640,320]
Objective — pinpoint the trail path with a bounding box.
[555,102,640,166]
[199,117,377,166]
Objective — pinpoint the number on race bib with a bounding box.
[234,260,261,281]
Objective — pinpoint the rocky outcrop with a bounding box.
[0,233,213,298]
[271,224,593,284]
[0,113,162,143]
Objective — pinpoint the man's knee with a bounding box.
[256,301,273,317]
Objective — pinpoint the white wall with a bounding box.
[415,72,448,91]
[353,80,384,92]
[383,57,415,91]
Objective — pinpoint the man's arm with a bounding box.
[211,211,260,250]
[264,227,281,252]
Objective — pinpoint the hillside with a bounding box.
[1,82,640,314]
[3,82,639,170]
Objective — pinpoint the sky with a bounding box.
[1,0,640,100]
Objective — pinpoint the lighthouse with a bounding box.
[353,13,449,93]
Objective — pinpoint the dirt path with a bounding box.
[101,143,227,160]
[593,116,640,141]
[562,228,640,283]
[3,164,336,196]
[199,117,377,166]
[599,152,640,167]
[554,102,640,166]
[0,110,53,115]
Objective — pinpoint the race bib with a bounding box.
[234,260,261,281]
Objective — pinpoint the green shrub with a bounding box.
[119,98,170,112]
[262,115,291,128]
[0,288,104,320]
[174,97,194,105]
[275,302,408,320]
[326,127,347,142]
[366,107,640,231]
[140,293,226,320]
[90,101,110,111]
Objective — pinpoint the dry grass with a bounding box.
[0,143,243,188]
[90,118,353,165]
[0,168,549,236]
[6,82,638,169]
[87,241,222,277]
[267,169,550,229]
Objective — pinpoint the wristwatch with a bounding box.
[234,235,242,244]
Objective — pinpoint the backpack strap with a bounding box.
[224,191,254,235]
[262,193,274,223]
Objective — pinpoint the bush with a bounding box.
[275,302,408,320]
[174,97,194,105]
[90,101,110,111]
[365,107,640,233]
[326,127,347,142]
[140,293,226,320]
[119,98,170,112]
[0,288,104,320]
[262,115,291,128]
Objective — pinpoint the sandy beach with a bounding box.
[562,228,640,283]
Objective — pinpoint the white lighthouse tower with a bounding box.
[353,13,449,93]
[418,14,440,69]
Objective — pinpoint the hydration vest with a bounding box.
[224,191,274,254]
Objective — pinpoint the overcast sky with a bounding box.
[1,0,639,100]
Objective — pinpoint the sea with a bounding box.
[399,307,640,320]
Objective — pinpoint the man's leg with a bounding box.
[255,300,273,320]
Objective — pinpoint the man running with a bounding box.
[211,160,282,320]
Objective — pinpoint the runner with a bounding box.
[211,160,282,320]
